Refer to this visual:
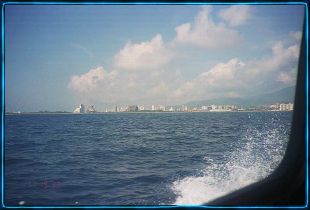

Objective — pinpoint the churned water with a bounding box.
[5,112,292,206]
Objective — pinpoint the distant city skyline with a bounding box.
[5,4,304,112]
[7,101,293,114]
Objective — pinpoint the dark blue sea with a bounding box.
[5,112,292,206]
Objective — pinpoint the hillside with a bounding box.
[186,86,295,107]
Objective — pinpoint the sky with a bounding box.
[5,4,305,112]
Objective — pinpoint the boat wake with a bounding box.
[171,124,289,205]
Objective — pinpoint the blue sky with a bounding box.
[5,4,305,112]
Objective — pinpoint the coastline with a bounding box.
[4,110,293,115]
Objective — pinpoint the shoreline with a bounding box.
[5,110,293,115]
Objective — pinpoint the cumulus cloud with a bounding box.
[172,40,300,101]
[174,6,241,48]
[68,36,300,106]
[256,41,299,75]
[113,34,174,71]
[67,67,106,93]
[199,58,245,87]
[171,58,247,101]
[289,31,302,41]
[277,72,294,84]
[68,4,301,109]
[276,68,297,85]
[68,64,184,106]
[219,6,251,27]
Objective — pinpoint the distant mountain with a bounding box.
[245,86,295,106]
[186,86,296,107]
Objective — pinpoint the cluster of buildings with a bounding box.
[150,105,188,112]
[269,103,294,111]
[103,104,237,112]
[106,104,188,112]
[72,102,294,113]
[151,104,166,111]
[192,105,238,112]
[73,104,96,114]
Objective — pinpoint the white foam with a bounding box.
[171,124,289,205]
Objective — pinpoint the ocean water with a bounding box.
[5,111,292,206]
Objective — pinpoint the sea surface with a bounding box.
[5,111,292,206]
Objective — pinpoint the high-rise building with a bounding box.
[201,106,208,110]
[181,105,188,112]
[119,107,126,112]
[280,103,294,111]
[158,105,165,111]
[288,103,294,111]
[211,105,217,111]
[138,105,145,111]
[127,105,138,112]
[73,104,86,113]
[80,104,86,113]
[87,105,96,113]
[270,103,280,110]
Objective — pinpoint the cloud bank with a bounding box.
[113,34,173,71]
[68,5,301,108]
[174,6,242,48]
[219,5,251,27]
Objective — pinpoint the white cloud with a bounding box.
[289,31,302,41]
[68,38,300,106]
[262,41,299,70]
[67,65,180,106]
[172,58,247,101]
[68,14,301,108]
[239,41,299,83]
[172,40,300,101]
[67,67,106,93]
[174,6,241,48]
[276,68,297,85]
[199,58,245,87]
[277,72,294,84]
[113,34,173,71]
[219,6,251,27]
